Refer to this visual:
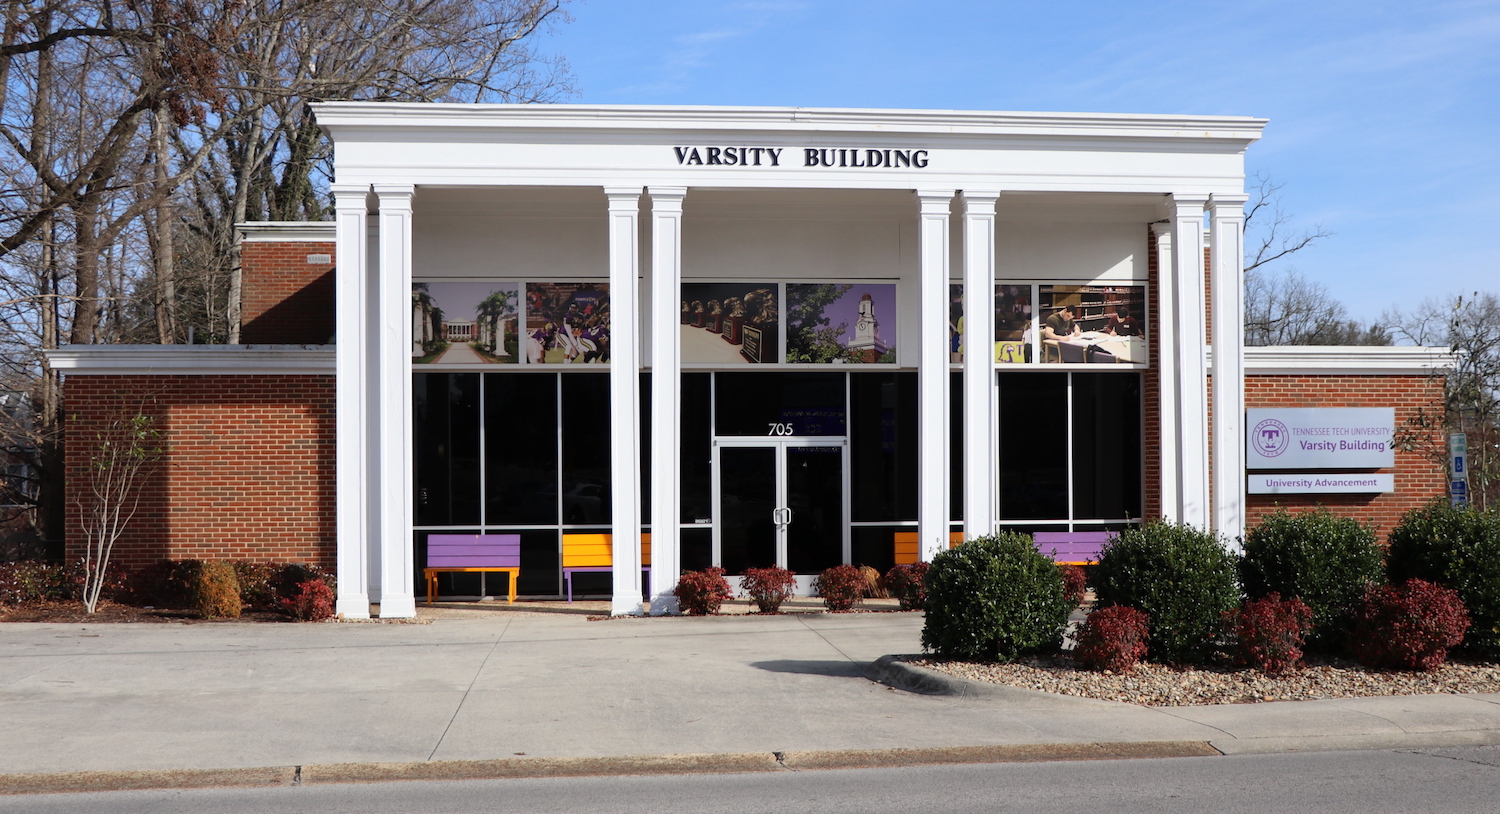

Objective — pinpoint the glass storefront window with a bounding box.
[414,372,481,526]
[714,371,847,436]
[997,371,1143,526]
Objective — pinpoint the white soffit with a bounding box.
[47,345,335,375]
[1235,346,1454,376]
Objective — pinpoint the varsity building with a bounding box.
[51,105,1451,618]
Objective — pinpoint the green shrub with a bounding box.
[1092,521,1240,665]
[920,532,1073,662]
[1387,501,1500,660]
[1240,508,1383,652]
[188,560,242,620]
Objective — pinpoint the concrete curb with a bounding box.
[1210,729,1500,756]
[0,743,1221,796]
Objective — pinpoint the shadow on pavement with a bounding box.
[750,659,868,677]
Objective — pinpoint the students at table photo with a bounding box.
[1043,304,1082,341]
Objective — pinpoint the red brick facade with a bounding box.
[240,240,335,344]
[64,375,336,570]
[1243,374,1446,539]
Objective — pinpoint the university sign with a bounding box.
[1245,408,1395,470]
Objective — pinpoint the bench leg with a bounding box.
[565,570,573,604]
[508,570,517,604]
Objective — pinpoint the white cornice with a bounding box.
[237,221,335,242]
[47,345,335,375]
[1232,345,1454,376]
[311,102,1267,143]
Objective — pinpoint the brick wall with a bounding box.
[1244,374,1446,539]
[64,375,336,569]
[1143,226,1162,520]
[240,240,335,344]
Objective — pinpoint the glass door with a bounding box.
[714,439,848,575]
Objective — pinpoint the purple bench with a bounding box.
[1032,531,1116,565]
[425,534,521,604]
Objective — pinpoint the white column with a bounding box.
[648,186,685,614]
[606,187,644,616]
[1151,221,1179,523]
[916,191,954,561]
[374,184,416,618]
[332,184,370,619]
[961,191,999,539]
[1210,194,1250,548]
[1171,196,1210,529]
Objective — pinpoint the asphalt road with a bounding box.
[5,746,1499,814]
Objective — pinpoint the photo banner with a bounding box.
[786,283,897,364]
[680,282,780,364]
[525,283,610,364]
[411,281,520,365]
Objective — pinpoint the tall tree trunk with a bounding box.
[69,194,101,344]
[153,103,176,344]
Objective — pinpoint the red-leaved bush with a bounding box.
[741,566,796,613]
[1060,565,1088,606]
[1073,605,1149,673]
[815,564,866,611]
[1351,579,1469,671]
[674,567,734,615]
[1225,592,1314,675]
[281,580,336,621]
[884,562,930,611]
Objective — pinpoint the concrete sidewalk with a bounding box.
[2,610,1499,781]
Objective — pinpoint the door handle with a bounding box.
[771,507,792,526]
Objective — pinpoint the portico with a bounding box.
[311,104,1265,619]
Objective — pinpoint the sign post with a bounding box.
[1450,433,1469,507]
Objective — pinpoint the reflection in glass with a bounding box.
[997,372,1069,520]
[850,373,916,522]
[719,447,777,574]
[786,446,844,574]
[561,374,611,524]
[413,372,481,526]
[484,373,559,525]
[1071,374,1142,521]
[715,371,846,437]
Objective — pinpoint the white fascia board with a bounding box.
[237,221,336,242]
[312,103,1264,196]
[47,345,335,375]
[1230,346,1455,376]
[311,103,1268,141]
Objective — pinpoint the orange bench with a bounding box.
[562,533,652,603]
[893,532,964,565]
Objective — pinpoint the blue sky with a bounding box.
[544,0,1500,325]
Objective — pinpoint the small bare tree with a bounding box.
[1388,292,1500,510]
[75,410,163,613]
[1240,172,1388,346]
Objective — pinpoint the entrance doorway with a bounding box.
[714,439,848,575]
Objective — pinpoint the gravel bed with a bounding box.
[909,655,1500,707]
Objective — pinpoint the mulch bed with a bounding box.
[910,653,1500,707]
